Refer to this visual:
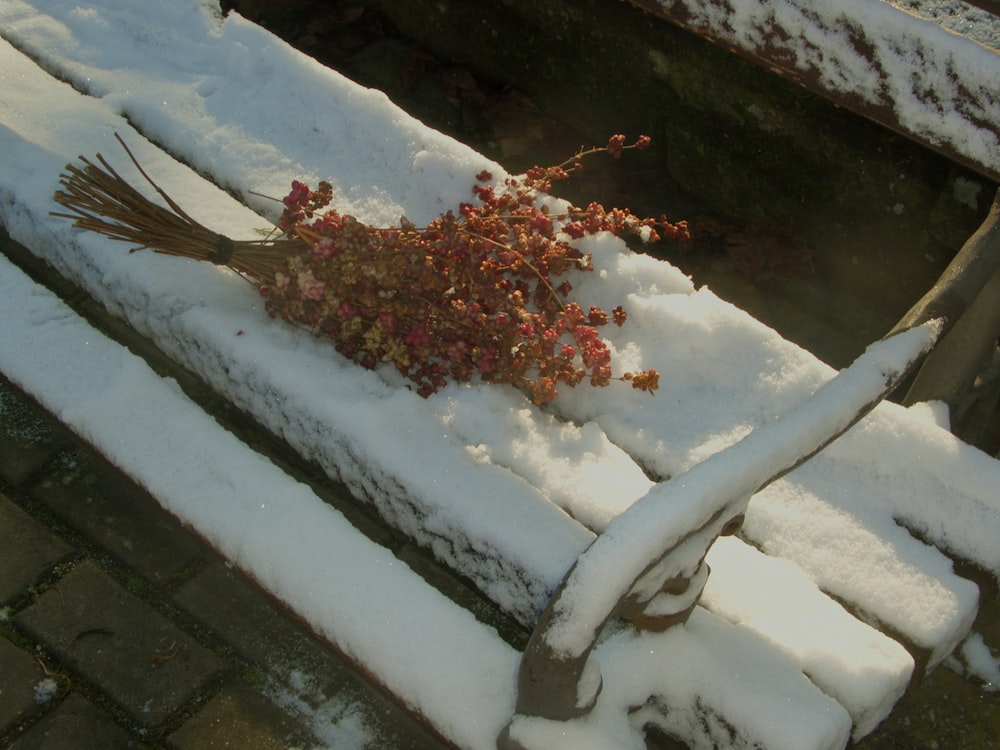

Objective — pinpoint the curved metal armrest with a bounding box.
[499,322,941,749]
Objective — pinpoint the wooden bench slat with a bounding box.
[702,537,913,738]
[627,0,1000,183]
[743,450,982,665]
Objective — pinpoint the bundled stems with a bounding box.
[51,132,303,280]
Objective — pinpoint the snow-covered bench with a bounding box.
[1,3,998,748]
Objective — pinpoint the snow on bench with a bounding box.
[1,2,998,748]
[628,0,1000,183]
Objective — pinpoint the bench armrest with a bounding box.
[500,321,941,747]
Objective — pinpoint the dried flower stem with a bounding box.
[51,132,305,281]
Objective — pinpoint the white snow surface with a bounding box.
[888,0,1000,50]
[0,1,999,748]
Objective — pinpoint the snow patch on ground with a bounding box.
[947,632,1000,692]
[32,678,60,705]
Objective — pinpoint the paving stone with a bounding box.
[13,560,227,729]
[166,679,314,750]
[8,691,145,750]
[0,382,63,486]
[0,494,74,606]
[0,636,48,734]
[174,562,444,749]
[31,454,207,584]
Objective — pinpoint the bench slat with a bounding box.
[628,0,1000,182]
[702,537,912,737]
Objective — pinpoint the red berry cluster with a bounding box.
[260,136,687,404]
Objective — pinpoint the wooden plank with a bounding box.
[628,0,1000,183]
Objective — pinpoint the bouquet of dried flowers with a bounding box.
[52,133,688,404]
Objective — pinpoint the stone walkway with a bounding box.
[0,375,446,749]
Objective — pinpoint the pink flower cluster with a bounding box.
[259,136,680,403]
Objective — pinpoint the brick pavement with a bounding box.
[0,376,446,749]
